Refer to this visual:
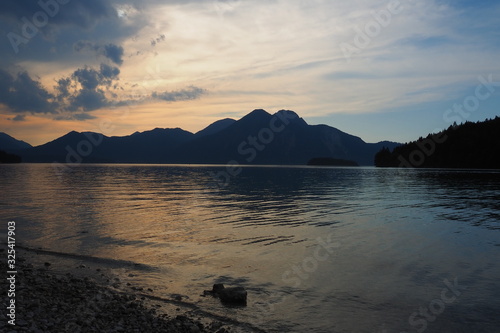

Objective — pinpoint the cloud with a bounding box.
[99,63,120,79]
[102,44,124,65]
[56,64,121,112]
[55,113,97,121]
[0,59,206,121]
[9,115,27,122]
[0,0,115,29]
[71,66,104,90]
[69,88,108,112]
[152,86,206,102]
[150,34,166,47]
[0,65,119,117]
[1,0,499,143]
[54,77,72,101]
[0,69,56,114]
[0,0,145,65]
[74,41,124,65]
[73,113,97,120]
[71,64,120,89]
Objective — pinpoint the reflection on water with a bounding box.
[1,164,500,332]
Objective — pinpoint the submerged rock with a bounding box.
[205,283,247,306]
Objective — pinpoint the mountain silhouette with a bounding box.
[194,118,236,138]
[7,109,400,165]
[171,109,398,165]
[20,128,194,163]
[0,132,32,152]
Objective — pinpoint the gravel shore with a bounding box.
[1,249,253,333]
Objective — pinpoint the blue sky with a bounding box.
[0,0,499,145]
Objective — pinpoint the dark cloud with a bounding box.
[152,86,206,102]
[0,0,209,122]
[0,0,118,59]
[0,63,206,121]
[9,115,27,122]
[55,77,72,101]
[70,64,119,89]
[58,64,121,112]
[0,0,210,62]
[102,44,124,65]
[100,63,120,79]
[0,69,56,114]
[69,88,108,112]
[72,67,102,90]
[0,0,141,65]
[0,0,114,29]
[74,40,124,65]
[0,65,117,116]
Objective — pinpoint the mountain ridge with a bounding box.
[3,109,401,165]
[195,118,236,138]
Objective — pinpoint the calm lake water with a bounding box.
[1,164,500,332]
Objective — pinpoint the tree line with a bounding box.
[375,116,500,169]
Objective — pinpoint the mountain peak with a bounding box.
[274,109,308,127]
[238,109,272,123]
[275,109,299,119]
[251,108,270,114]
[248,109,271,117]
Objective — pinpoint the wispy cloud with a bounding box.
[8,114,27,122]
[152,86,206,102]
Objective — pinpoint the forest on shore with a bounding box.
[375,117,500,169]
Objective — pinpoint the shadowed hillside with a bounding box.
[0,150,22,163]
[0,132,32,152]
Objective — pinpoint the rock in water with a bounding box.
[206,284,247,306]
[211,284,225,294]
[218,287,247,305]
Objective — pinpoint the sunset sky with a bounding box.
[1,0,499,146]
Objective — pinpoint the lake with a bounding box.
[1,164,499,332]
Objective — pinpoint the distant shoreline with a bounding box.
[3,163,500,172]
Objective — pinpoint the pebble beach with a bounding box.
[1,248,259,333]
